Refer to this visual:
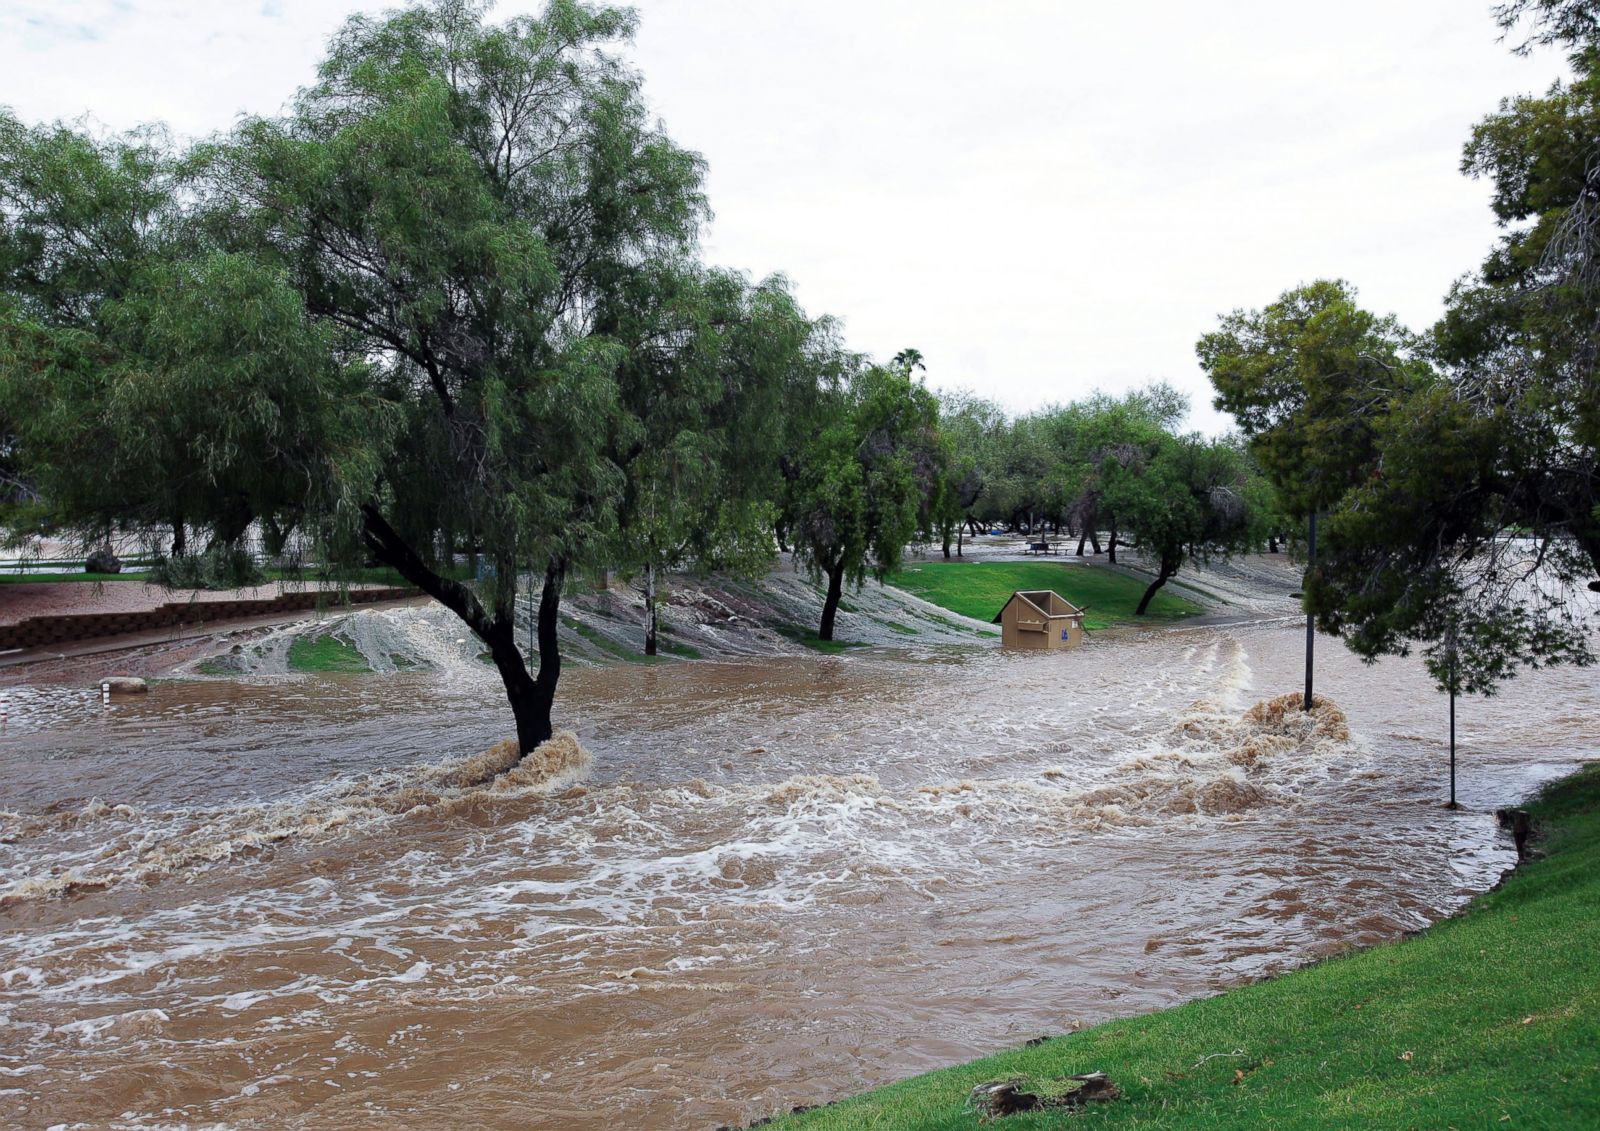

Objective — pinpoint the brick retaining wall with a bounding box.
[0,587,418,652]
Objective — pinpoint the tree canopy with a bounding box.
[785,364,943,641]
[0,0,829,754]
[1198,7,1600,695]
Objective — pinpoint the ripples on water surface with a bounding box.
[0,613,1591,1129]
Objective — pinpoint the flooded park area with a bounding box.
[0,594,1593,1129]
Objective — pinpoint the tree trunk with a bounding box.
[957,523,964,558]
[818,559,847,641]
[942,529,952,559]
[1107,523,1118,563]
[1076,530,1087,556]
[528,557,565,748]
[1136,556,1180,615]
[171,518,186,559]
[1269,534,1280,554]
[360,504,556,755]
[643,559,658,656]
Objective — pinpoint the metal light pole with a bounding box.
[1447,630,1459,810]
[1449,680,1457,808]
[1303,511,1317,712]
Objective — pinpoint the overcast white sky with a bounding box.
[0,1,1571,432]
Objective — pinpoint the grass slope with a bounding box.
[286,633,371,673]
[769,765,1600,1130]
[776,623,872,654]
[886,561,1200,630]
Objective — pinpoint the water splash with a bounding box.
[0,731,592,904]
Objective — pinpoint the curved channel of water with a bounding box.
[0,612,1590,1128]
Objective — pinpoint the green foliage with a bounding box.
[886,561,1200,629]
[786,364,945,636]
[0,116,384,560]
[932,389,1005,541]
[1108,433,1256,612]
[1494,0,1600,54]
[1199,280,1429,517]
[1199,3,1600,696]
[611,268,817,581]
[770,763,1600,1130]
[1201,280,1599,693]
[149,545,265,591]
[1,0,827,751]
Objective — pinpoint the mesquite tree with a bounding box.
[786,365,944,641]
[0,116,382,569]
[2,1,811,757]
[608,266,817,655]
[1110,434,1257,614]
[203,0,722,753]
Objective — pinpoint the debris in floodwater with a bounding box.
[967,1072,1121,1120]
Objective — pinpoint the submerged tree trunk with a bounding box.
[1136,554,1181,615]
[360,504,558,754]
[818,559,847,641]
[643,559,658,656]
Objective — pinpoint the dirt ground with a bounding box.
[0,580,398,627]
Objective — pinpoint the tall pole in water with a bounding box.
[1449,682,1457,808]
[1448,635,1458,810]
[1303,511,1317,712]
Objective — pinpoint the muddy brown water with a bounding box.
[0,613,1592,1129]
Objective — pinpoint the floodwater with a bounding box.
[0,609,1592,1129]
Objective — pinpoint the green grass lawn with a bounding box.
[766,765,1600,1130]
[0,571,146,584]
[885,561,1201,629]
[286,633,371,673]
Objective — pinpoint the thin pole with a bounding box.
[1304,511,1317,711]
[1448,645,1458,809]
[1449,685,1457,808]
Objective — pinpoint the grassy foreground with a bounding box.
[769,765,1600,1130]
[886,561,1200,629]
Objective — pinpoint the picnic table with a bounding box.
[1025,541,1057,555]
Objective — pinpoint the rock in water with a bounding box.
[100,677,149,695]
[86,547,122,574]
